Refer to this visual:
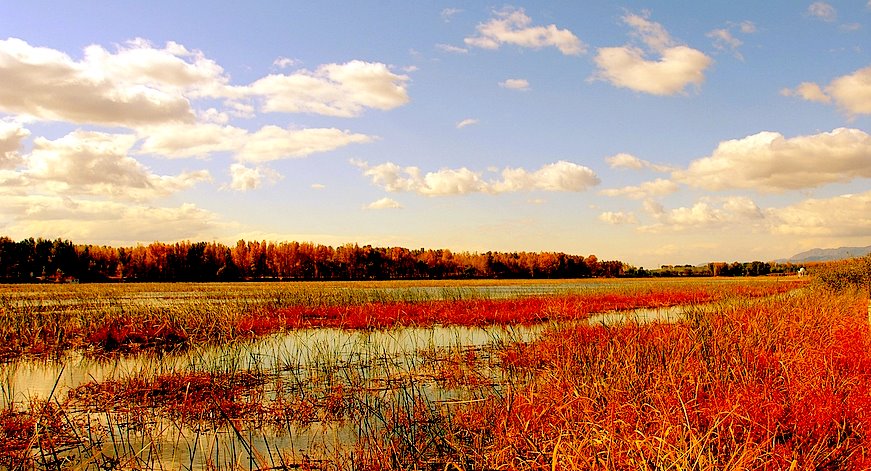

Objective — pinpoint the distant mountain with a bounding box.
[786,245,871,263]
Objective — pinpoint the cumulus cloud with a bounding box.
[771,190,871,237]
[0,120,29,169]
[456,118,479,129]
[22,130,210,199]
[600,178,678,199]
[464,7,585,55]
[354,160,599,196]
[499,78,530,90]
[491,161,601,192]
[227,163,281,191]
[137,122,374,161]
[366,197,402,209]
[639,196,764,232]
[0,37,414,138]
[783,66,871,116]
[0,37,209,126]
[236,126,373,163]
[674,128,871,192]
[807,2,837,22]
[606,152,646,169]
[137,122,247,158]
[599,211,637,225]
[592,13,711,96]
[1,195,222,243]
[605,152,672,172]
[826,66,871,115]
[247,60,410,117]
[781,82,832,103]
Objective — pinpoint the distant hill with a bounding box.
[786,245,871,263]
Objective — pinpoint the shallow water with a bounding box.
[586,305,685,325]
[0,324,542,407]
[1,305,688,468]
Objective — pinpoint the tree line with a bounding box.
[0,237,809,283]
[0,237,627,282]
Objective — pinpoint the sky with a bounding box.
[0,1,870,269]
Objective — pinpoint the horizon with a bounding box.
[1,2,870,268]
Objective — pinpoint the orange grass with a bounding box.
[0,279,803,358]
[240,281,803,332]
[428,288,871,470]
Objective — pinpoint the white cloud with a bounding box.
[137,122,247,158]
[456,118,479,129]
[600,178,678,199]
[826,66,871,116]
[739,21,757,34]
[771,191,871,237]
[0,38,212,126]
[784,66,871,116]
[366,197,402,210]
[198,107,230,124]
[606,152,646,169]
[23,130,210,199]
[492,161,601,192]
[464,7,585,56]
[354,160,599,196]
[499,78,530,90]
[236,126,373,163]
[1,195,222,244]
[436,44,469,54]
[137,122,373,161]
[0,38,415,136]
[592,13,711,96]
[605,152,672,172]
[807,2,837,22]
[311,183,326,190]
[780,82,831,103]
[0,120,29,169]
[248,60,410,117]
[639,196,763,233]
[599,211,638,225]
[622,12,673,52]
[674,128,871,192]
[272,56,299,69]
[227,163,281,191]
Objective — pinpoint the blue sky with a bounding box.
[0,1,870,268]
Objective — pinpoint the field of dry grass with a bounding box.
[5,275,867,469]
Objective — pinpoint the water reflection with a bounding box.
[586,306,685,325]
[0,324,543,407]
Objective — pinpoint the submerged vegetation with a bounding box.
[0,278,800,359]
[1,260,869,469]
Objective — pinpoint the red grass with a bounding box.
[67,371,268,425]
[239,281,803,333]
[84,317,189,353]
[439,289,871,469]
[0,401,82,466]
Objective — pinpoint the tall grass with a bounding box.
[1,277,821,469]
[0,278,803,360]
[415,288,871,469]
